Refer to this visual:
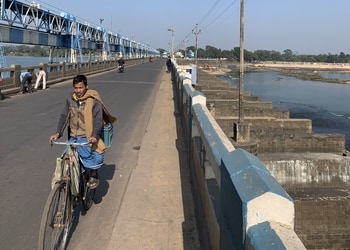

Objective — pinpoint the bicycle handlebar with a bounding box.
[50,141,90,146]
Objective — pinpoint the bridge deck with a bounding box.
[106,70,200,249]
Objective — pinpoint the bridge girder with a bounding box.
[0,0,159,58]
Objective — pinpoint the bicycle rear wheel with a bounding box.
[38,182,72,250]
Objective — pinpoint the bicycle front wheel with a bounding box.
[82,178,96,210]
[38,181,72,250]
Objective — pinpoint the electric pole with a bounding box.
[192,24,201,65]
[239,0,245,123]
[167,28,175,58]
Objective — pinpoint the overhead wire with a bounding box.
[200,0,239,31]
[197,0,222,27]
[176,0,240,51]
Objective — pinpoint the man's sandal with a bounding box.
[87,177,99,189]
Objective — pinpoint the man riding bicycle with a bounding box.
[117,56,125,67]
[49,75,116,189]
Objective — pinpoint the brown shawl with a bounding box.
[73,89,117,153]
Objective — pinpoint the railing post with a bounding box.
[60,62,66,78]
[12,64,21,87]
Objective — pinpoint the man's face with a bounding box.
[74,81,87,98]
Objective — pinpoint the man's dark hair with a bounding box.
[73,75,87,86]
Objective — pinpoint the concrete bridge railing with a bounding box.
[0,58,140,98]
[172,61,306,249]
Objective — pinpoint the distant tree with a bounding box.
[205,45,221,58]
[158,48,165,55]
[232,47,240,61]
[6,43,350,64]
[283,49,295,61]
[326,53,338,63]
[197,48,206,58]
[3,45,49,56]
[187,46,196,52]
[270,50,282,61]
[244,50,254,62]
[338,52,347,63]
[221,49,235,60]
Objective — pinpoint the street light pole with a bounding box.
[167,28,174,58]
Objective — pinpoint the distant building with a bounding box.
[175,51,184,58]
[162,52,169,58]
[186,50,194,58]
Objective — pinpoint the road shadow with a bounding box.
[171,79,210,250]
[65,163,115,247]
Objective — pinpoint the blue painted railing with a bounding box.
[172,61,306,249]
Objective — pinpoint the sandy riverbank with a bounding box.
[201,62,350,76]
[252,62,350,71]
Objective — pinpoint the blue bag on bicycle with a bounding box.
[101,123,113,148]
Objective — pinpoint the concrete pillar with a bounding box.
[233,122,250,142]
[12,64,21,87]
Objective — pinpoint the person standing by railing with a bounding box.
[34,67,46,90]
[166,57,172,73]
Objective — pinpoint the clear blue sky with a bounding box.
[31,0,350,55]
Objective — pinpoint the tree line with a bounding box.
[4,44,350,64]
[178,45,350,64]
[4,45,49,57]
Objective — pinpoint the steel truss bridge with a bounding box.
[0,0,159,63]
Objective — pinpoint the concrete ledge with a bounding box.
[217,117,312,137]
[212,107,290,119]
[247,221,306,250]
[220,148,295,248]
[258,152,350,185]
[202,89,258,100]
[208,99,273,109]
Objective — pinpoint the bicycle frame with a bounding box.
[51,140,96,205]
[38,140,95,250]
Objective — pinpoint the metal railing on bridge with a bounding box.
[0,58,142,97]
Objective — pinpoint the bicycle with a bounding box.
[38,140,96,250]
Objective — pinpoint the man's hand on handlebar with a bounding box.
[49,133,60,145]
[88,136,97,144]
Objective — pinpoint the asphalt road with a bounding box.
[0,59,166,249]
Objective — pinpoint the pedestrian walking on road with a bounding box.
[34,67,47,90]
[166,57,172,73]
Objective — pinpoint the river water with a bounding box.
[3,55,98,67]
[221,71,350,149]
[4,55,49,66]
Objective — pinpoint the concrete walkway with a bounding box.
[107,70,201,249]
